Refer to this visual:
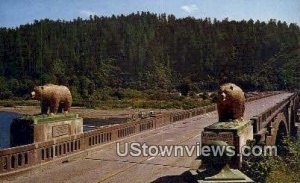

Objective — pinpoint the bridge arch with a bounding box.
[266,112,288,146]
[275,120,288,145]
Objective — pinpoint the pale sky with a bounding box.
[0,0,299,28]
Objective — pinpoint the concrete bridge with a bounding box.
[251,92,299,145]
[1,92,299,183]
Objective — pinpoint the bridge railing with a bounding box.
[0,91,284,175]
[251,93,293,136]
[0,144,35,174]
[0,103,220,175]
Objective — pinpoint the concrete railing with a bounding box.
[251,92,297,138]
[0,104,219,175]
[0,91,285,176]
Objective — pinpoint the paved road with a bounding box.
[3,93,293,183]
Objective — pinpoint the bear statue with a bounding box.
[217,83,245,122]
[31,84,72,115]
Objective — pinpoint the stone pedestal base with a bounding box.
[10,114,83,147]
[201,120,253,168]
[184,166,254,183]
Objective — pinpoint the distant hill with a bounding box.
[260,48,300,90]
[238,47,300,91]
[0,12,299,100]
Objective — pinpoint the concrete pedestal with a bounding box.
[10,114,83,147]
[186,120,255,183]
[185,166,254,183]
[201,120,253,168]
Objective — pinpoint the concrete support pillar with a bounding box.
[201,120,253,169]
[11,114,83,147]
[288,104,292,135]
[185,120,254,182]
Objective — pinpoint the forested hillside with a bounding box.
[0,12,299,100]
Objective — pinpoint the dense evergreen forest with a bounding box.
[0,12,300,100]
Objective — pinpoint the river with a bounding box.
[0,111,21,148]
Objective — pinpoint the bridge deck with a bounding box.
[4,93,293,183]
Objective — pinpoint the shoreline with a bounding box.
[0,106,180,127]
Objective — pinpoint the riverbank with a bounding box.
[0,106,183,127]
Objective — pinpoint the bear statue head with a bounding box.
[217,83,246,122]
[218,83,244,102]
[31,86,44,100]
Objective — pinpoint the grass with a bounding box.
[17,113,79,124]
[0,99,39,107]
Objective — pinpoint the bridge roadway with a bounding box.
[3,93,293,183]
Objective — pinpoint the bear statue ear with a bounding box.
[230,85,234,90]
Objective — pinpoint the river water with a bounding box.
[0,112,21,148]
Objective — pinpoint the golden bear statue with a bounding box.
[217,83,245,122]
[31,84,72,115]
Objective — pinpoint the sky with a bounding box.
[0,0,299,28]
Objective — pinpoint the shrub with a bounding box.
[242,138,300,183]
[90,88,114,101]
[122,88,143,99]
[112,90,125,99]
